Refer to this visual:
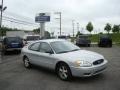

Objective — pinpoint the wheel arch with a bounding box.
[55,61,70,72]
[23,55,28,61]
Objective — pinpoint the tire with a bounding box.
[56,63,72,81]
[17,50,21,54]
[98,44,101,47]
[23,57,31,68]
[109,44,112,47]
[2,49,7,55]
[88,44,90,47]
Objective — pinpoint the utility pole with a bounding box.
[77,22,79,32]
[72,20,75,37]
[60,12,61,36]
[0,0,7,62]
[0,0,3,29]
[54,12,61,36]
[0,0,7,36]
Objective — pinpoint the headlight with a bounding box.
[74,60,92,67]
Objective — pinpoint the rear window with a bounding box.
[26,36,40,41]
[6,37,22,43]
[100,35,111,39]
[78,36,89,39]
[58,36,67,39]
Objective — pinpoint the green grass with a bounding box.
[111,33,120,43]
[90,33,120,43]
[90,34,99,42]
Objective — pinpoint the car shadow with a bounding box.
[31,65,57,77]
[3,51,21,56]
[72,74,105,83]
[28,64,106,83]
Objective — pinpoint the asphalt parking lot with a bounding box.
[0,46,120,90]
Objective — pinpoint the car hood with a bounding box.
[55,50,104,63]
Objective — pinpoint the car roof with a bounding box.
[33,39,65,43]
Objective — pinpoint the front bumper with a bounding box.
[70,60,108,77]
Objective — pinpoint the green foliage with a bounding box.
[104,23,111,34]
[90,34,99,42]
[33,28,51,38]
[112,25,120,33]
[76,31,82,37]
[111,33,120,43]
[90,33,120,43]
[33,28,40,34]
[86,22,93,33]
[99,32,103,34]
[44,31,51,38]
[0,27,21,36]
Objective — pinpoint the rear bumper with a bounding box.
[70,60,108,77]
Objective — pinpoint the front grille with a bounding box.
[93,59,104,65]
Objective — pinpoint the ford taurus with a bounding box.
[22,39,108,80]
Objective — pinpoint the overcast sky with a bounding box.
[2,0,120,35]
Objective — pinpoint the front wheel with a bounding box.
[23,57,31,68]
[56,63,72,81]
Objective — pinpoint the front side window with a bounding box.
[40,42,53,53]
[29,42,40,51]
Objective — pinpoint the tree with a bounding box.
[86,22,93,34]
[104,23,111,34]
[0,27,22,36]
[33,28,51,38]
[112,25,120,33]
[51,32,54,37]
[44,31,51,38]
[76,31,82,37]
[33,28,40,34]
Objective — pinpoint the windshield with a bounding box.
[26,36,40,41]
[50,41,80,54]
[78,36,89,39]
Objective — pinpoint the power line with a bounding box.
[3,16,37,25]
[2,18,36,26]
[4,11,34,22]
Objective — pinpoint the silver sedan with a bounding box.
[21,39,108,81]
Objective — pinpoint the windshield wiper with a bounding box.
[57,51,70,54]
[70,49,80,51]
[58,49,80,54]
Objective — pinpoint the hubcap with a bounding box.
[24,58,29,67]
[58,66,68,79]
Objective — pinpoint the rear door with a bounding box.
[27,42,41,65]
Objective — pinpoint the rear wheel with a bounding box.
[2,49,7,55]
[23,57,31,68]
[88,44,90,47]
[108,44,112,47]
[56,63,72,81]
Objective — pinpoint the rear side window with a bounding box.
[40,42,52,53]
[29,42,40,51]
